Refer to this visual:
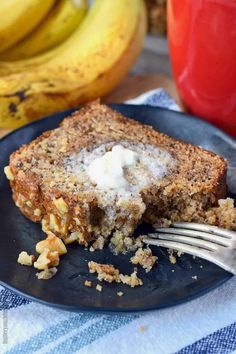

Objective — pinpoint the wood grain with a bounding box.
[104,74,183,108]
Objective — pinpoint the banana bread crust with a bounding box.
[6,101,227,246]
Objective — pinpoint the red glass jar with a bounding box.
[167,0,236,136]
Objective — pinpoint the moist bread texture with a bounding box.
[5,101,228,250]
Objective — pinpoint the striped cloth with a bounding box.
[1,89,236,354]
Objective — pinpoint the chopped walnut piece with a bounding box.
[36,267,57,280]
[25,200,32,207]
[36,232,67,255]
[96,284,103,292]
[41,218,50,233]
[49,214,61,232]
[17,251,35,266]
[84,280,92,287]
[64,231,88,245]
[53,197,68,214]
[4,166,14,181]
[34,249,59,270]
[130,247,157,272]
[33,208,41,217]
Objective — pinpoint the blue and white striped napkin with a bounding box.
[1,89,236,354]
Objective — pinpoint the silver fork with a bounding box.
[142,222,236,275]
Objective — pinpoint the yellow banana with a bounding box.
[0,0,88,61]
[0,42,68,78]
[0,0,55,53]
[0,0,147,129]
[0,1,89,77]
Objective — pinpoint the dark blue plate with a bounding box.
[0,104,235,313]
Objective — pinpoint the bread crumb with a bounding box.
[88,261,143,287]
[88,261,120,283]
[117,291,124,297]
[17,251,35,266]
[168,249,183,264]
[36,267,57,280]
[169,251,176,264]
[91,236,105,251]
[130,247,157,272]
[84,280,92,287]
[96,284,103,292]
[119,270,143,287]
[139,325,147,333]
[53,197,68,214]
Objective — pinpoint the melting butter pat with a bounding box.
[87,145,139,189]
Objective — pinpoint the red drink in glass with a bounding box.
[167,0,236,136]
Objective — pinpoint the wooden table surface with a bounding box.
[0,36,183,139]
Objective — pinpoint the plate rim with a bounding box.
[0,275,232,313]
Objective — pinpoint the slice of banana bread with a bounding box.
[5,101,227,250]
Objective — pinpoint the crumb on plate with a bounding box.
[96,284,103,292]
[84,280,92,287]
[117,291,124,297]
[168,250,177,264]
[17,251,35,266]
[119,270,143,287]
[88,261,120,283]
[130,247,157,272]
[88,261,143,287]
[36,267,57,280]
[139,325,148,333]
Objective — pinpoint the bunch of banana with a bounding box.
[0,0,88,73]
[0,0,55,53]
[0,0,88,60]
[0,0,147,129]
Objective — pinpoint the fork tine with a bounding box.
[172,222,235,239]
[143,237,213,261]
[154,228,230,247]
[143,237,236,275]
[148,233,218,251]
